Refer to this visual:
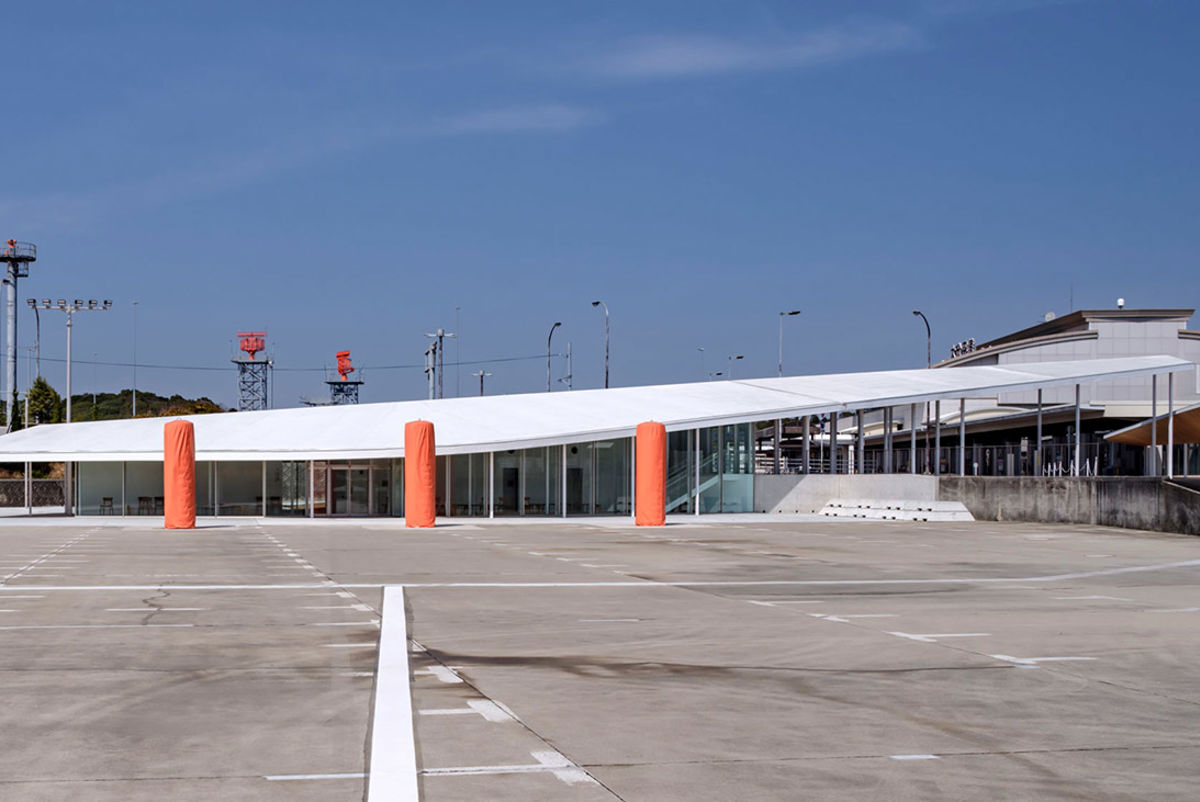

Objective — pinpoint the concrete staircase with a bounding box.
[819,498,974,522]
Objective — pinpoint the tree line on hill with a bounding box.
[1,379,226,429]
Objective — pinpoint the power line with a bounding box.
[33,352,562,373]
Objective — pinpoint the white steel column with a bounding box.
[1073,384,1081,477]
[883,407,893,473]
[1167,373,1175,478]
[24,460,30,514]
[934,400,941,475]
[560,446,567,518]
[629,438,635,518]
[489,452,495,518]
[830,413,839,475]
[1036,389,1043,476]
[958,399,966,476]
[308,461,314,518]
[909,404,917,474]
[1151,375,1158,476]
[855,410,864,474]
[802,415,810,474]
[261,461,267,518]
[773,418,781,475]
[694,428,701,516]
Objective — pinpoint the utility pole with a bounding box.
[423,328,456,399]
[1,240,36,432]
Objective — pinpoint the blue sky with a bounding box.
[3,0,1197,407]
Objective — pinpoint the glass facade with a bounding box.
[69,429,750,518]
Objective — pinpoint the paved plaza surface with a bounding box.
[1,516,1199,800]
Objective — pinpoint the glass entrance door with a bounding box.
[329,467,370,515]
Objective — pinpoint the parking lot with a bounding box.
[1,516,1199,800]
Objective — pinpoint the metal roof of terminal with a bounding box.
[0,355,1192,462]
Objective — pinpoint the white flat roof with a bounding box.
[0,355,1192,462]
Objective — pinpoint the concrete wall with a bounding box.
[755,474,937,514]
[937,476,1200,536]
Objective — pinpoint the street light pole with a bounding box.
[546,321,561,392]
[697,347,705,380]
[471,370,491,396]
[912,310,932,472]
[727,354,743,380]
[778,310,800,377]
[912,310,931,369]
[591,300,609,389]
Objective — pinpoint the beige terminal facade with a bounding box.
[0,355,1191,518]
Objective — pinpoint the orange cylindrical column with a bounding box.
[635,421,667,526]
[405,420,437,527]
[163,419,196,529]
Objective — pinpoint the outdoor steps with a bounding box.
[819,498,974,522]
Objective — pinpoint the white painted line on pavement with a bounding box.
[105,608,208,612]
[890,754,939,761]
[423,750,594,785]
[1054,595,1133,601]
[324,642,377,649]
[1148,607,1200,613]
[990,654,1096,665]
[266,772,365,781]
[579,618,640,623]
[888,632,990,643]
[365,585,420,802]
[414,665,463,684]
[0,623,194,630]
[314,620,381,627]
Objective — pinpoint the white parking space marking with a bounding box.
[418,700,514,722]
[579,618,641,623]
[423,750,595,785]
[890,754,939,761]
[1148,607,1200,613]
[990,654,1097,665]
[105,607,208,612]
[1054,595,1134,601]
[314,620,381,627]
[813,614,898,622]
[266,772,366,781]
[0,623,194,630]
[324,642,377,649]
[365,586,420,802]
[888,632,990,643]
[414,666,464,684]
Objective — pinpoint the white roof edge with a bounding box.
[0,356,1191,462]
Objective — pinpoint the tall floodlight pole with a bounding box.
[778,310,800,377]
[697,347,705,380]
[913,310,932,472]
[591,300,609,389]
[546,321,561,392]
[35,299,112,423]
[2,240,36,432]
[471,369,492,396]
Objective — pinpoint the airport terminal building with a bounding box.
[0,355,1192,518]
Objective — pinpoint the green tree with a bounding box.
[27,376,63,425]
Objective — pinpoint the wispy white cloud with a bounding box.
[0,104,599,231]
[587,22,920,80]
[436,104,600,134]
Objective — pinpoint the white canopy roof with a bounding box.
[0,355,1191,462]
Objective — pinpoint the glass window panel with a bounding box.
[196,462,214,516]
[720,423,754,513]
[312,461,329,515]
[125,461,164,515]
[349,468,369,515]
[77,462,122,516]
[566,442,593,515]
[390,459,404,517]
[436,456,447,516]
[217,462,263,516]
[523,447,548,515]
[467,453,489,515]
[372,465,390,516]
[265,461,308,517]
[666,431,694,514]
[698,428,721,513]
[493,451,521,515]
[450,455,471,516]
[593,438,631,515]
